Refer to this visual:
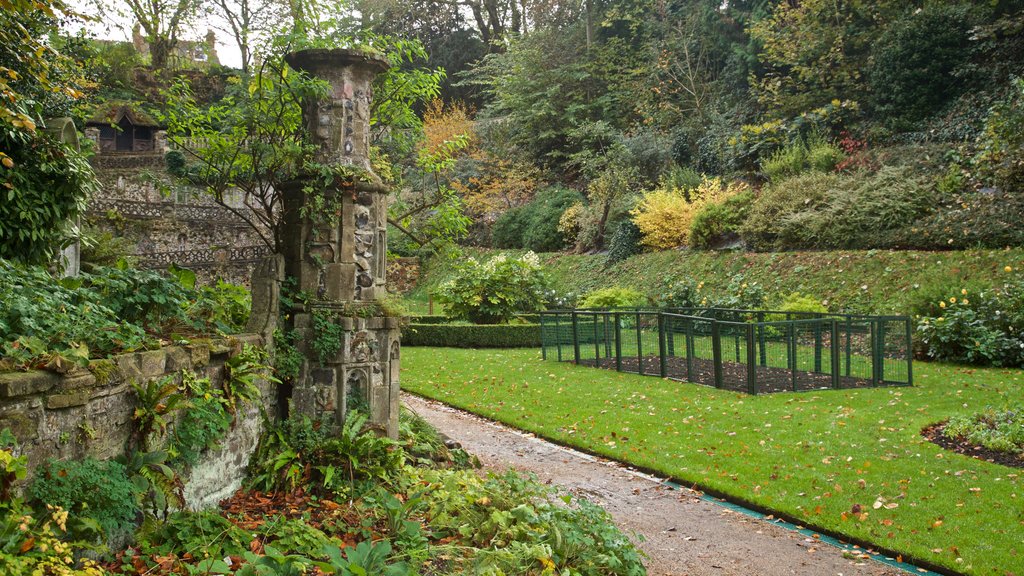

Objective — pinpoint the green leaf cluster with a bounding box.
[434,252,548,324]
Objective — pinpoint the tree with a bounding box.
[207,0,287,73]
[120,0,202,70]
[0,0,98,264]
[749,0,905,118]
[163,34,444,252]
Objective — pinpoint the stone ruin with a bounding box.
[279,48,401,438]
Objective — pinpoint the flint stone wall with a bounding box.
[0,334,275,509]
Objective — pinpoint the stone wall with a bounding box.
[386,257,421,294]
[0,334,275,510]
[88,156,270,286]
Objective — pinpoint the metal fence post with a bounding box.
[789,323,798,392]
[593,312,601,367]
[658,313,667,377]
[814,321,823,373]
[845,318,853,377]
[604,314,613,359]
[572,311,580,364]
[746,324,757,395]
[614,312,622,372]
[757,312,767,366]
[711,320,723,389]
[636,312,644,376]
[876,320,887,385]
[540,313,547,360]
[557,311,565,360]
[830,320,841,389]
[904,317,914,386]
[685,318,695,383]
[871,321,880,387]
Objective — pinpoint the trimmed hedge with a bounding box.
[402,323,541,348]
[409,315,450,325]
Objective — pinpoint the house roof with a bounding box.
[85,102,161,128]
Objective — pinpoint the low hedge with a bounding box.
[409,315,450,325]
[402,323,541,348]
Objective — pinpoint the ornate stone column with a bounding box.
[281,48,400,438]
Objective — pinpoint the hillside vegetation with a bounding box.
[415,248,1024,317]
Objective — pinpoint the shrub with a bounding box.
[491,186,584,251]
[688,189,755,249]
[402,323,541,348]
[740,167,935,251]
[605,220,643,266]
[916,276,1024,367]
[29,457,139,538]
[761,134,845,182]
[771,293,828,317]
[632,176,750,249]
[491,206,528,249]
[0,131,98,265]
[434,252,547,324]
[579,287,647,309]
[972,77,1024,192]
[943,407,1024,455]
[653,277,702,309]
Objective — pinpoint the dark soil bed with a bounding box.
[921,423,1024,469]
[577,354,877,394]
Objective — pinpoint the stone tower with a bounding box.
[281,48,400,438]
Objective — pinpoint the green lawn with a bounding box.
[402,347,1024,576]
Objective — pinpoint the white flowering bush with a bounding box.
[434,252,548,324]
[917,274,1024,367]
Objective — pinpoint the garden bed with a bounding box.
[922,423,1024,470]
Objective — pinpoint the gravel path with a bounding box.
[403,393,909,576]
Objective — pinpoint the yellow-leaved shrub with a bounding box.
[631,177,750,249]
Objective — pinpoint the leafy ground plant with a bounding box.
[943,406,1024,455]
[104,409,643,576]
[403,346,1024,576]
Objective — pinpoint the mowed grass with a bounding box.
[402,347,1024,576]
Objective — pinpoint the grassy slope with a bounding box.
[409,248,1024,316]
[402,347,1023,576]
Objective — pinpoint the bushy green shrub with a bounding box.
[741,167,935,251]
[579,287,647,309]
[491,186,584,251]
[761,134,845,182]
[769,293,828,319]
[29,457,139,538]
[740,172,837,251]
[689,189,755,249]
[943,407,1024,455]
[605,220,643,266]
[653,277,702,309]
[434,252,547,324]
[402,323,540,348]
[491,205,528,249]
[916,276,1024,367]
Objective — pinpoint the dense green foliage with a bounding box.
[579,287,648,309]
[0,2,97,265]
[402,323,541,348]
[434,252,547,324]
[0,260,251,370]
[916,279,1024,367]
[29,457,139,538]
[491,186,583,251]
[404,346,1022,576]
[943,406,1024,455]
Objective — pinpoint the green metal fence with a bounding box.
[539,308,912,394]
